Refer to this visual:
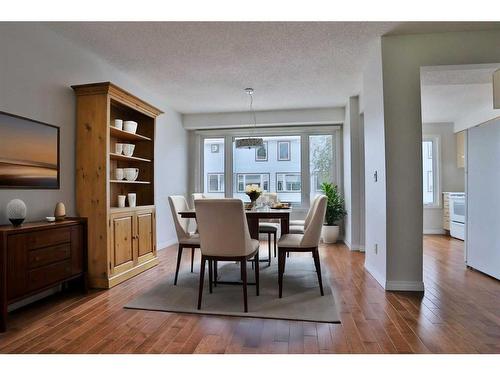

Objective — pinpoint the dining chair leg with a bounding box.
[208,259,213,294]
[278,250,285,298]
[241,259,248,312]
[174,245,183,285]
[312,248,324,296]
[197,256,206,310]
[267,233,271,264]
[190,248,195,273]
[255,251,260,296]
[273,232,277,259]
[214,260,218,287]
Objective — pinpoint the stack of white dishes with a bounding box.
[113,119,138,134]
[115,143,135,157]
[123,121,138,134]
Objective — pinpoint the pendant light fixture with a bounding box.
[235,88,264,149]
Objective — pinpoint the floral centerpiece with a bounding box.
[245,184,262,207]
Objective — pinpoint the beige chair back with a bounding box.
[195,199,254,257]
[168,195,191,241]
[301,195,327,247]
[304,194,322,229]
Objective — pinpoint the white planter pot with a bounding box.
[322,225,339,244]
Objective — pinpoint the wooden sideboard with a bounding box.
[0,218,87,332]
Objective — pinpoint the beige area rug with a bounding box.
[125,256,340,323]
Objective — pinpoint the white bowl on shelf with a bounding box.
[123,121,138,134]
[122,144,135,157]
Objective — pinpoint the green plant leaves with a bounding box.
[320,182,347,226]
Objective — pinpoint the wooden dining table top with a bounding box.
[178,207,292,218]
[178,207,292,239]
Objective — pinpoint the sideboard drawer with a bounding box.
[28,243,71,269]
[27,260,72,292]
[26,227,71,250]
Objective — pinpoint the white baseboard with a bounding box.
[364,262,386,289]
[157,238,178,251]
[385,280,425,292]
[423,229,445,235]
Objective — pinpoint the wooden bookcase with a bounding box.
[72,82,163,288]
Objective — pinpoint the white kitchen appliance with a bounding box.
[449,192,465,240]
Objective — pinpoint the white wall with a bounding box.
[0,23,188,249]
[422,123,465,234]
[362,38,387,287]
[182,107,345,130]
[379,29,500,291]
[343,96,362,250]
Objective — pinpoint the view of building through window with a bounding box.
[203,138,225,197]
[233,136,301,203]
[202,132,337,206]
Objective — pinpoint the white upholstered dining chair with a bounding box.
[277,195,327,298]
[194,199,260,312]
[168,195,200,285]
[289,194,322,234]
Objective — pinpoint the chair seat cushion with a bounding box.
[288,225,305,234]
[250,239,260,252]
[290,219,305,226]
[179,233,200,246]
[259,222,279,232]
[278,233,305,248]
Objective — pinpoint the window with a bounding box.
[276,173,301,192]
[198,129,339,207]
[255,142,268,161]
[309,135,334,199]
[207,173,224,192]
[236,173,270,192]
[203,138,224,197]
[422,137,439,206]
[277,141,290,161]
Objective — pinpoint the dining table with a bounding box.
[178,206,291,240]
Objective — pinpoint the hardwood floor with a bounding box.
[1,235,499,353]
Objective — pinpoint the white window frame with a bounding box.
[207,173,224,193]
[277,140,291,161]
[422,135,441,208]
[236,173,270,192]
[192,125,342,211]
[276,172,301,192]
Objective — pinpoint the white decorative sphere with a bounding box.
[7,199,27,220]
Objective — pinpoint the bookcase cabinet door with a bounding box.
[136,208,156,262]
[110,212,136,275]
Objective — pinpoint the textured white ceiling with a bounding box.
[421,65,500,126]
[45,22,500,114]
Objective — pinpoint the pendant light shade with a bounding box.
[236,88,264,149]
[235,137,264,149]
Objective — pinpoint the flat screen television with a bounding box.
[0,111,60,189]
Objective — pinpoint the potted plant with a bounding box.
[320,182,347,243]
